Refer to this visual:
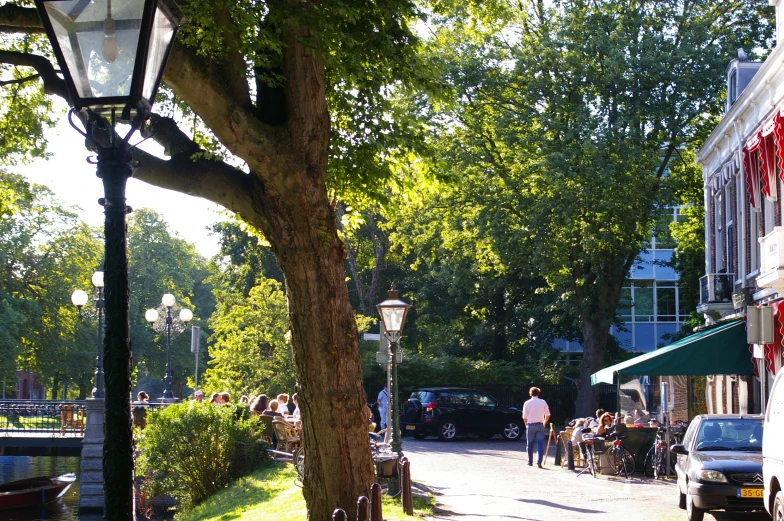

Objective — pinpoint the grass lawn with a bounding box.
[0,415,60,430]
[177,464,433,521]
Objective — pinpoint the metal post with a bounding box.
[92,287,105,398]
[357,496,369,521]
[332,509,347,521]
[665,414,671,479]
[401,457,413,515]
[370,483,382,521]
[98,144,134,521]
[162,307,174,400]
[567,440,575,470]
[387,336,402,496]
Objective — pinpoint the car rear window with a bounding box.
[409,391,436,403]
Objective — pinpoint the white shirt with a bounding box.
[522,396,550,424]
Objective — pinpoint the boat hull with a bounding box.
[0,475,75,511]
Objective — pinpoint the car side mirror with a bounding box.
[670,444,688,456]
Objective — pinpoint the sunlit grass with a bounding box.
[176,464,433,521]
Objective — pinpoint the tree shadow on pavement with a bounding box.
[516,499,604,514]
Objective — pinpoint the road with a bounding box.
[402,437,770,521]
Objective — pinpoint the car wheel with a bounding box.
[774,491,784,521]
[502,420,523,441]
[413,432,428,440]
[437,419,458,441]
[686,490,704,521]
[677,479,686,510]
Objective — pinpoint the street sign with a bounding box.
[363,333,381,341]
[191,326,200,353]
[376,350,402,364]
[660,381,668,413]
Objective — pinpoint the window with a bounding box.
[715,193,724,271]
[472,393,496,407]
[653,207,677,248]
[618,288,632,322]
[656,287,677,321]
[634,283,654,322]
[729,70,738,106]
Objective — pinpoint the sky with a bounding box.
[10,104,225,259]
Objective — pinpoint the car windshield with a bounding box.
[409,391,436,403]
[694,418,763,452]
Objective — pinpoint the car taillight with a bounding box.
[585,440,593,446]
[425,401,437,413]
[613,440,621,447]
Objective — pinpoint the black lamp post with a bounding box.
[377,287,410,496]
[33,1,184,518]
[71,271,106,399]
[145,294,192,402]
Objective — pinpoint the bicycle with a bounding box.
[578,427,634,479]
[606,433,635,479]
[644,421,687,479]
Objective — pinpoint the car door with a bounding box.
[470,392,500,433]
[675,417,699,484]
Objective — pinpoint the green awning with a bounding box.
[591,320,752,385]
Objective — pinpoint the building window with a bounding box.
[729,70,738,106]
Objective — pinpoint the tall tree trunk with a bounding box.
[490,289,507,360]
[575,318,609,416]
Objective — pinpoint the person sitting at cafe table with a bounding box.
[596,412,614,436]
[277,393,290,415]
[263,399,284,418]
[250,394,268,414]
[291,393,300,420]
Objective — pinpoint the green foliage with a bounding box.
[127,209,215,393]
[202,278,293,398]
[668,149,706,313]
[136,402,272,509]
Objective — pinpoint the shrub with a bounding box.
[136,402,272,509]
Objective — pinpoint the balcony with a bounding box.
[757,226,784,293]
[697,273,735,318]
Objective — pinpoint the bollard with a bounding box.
[370,483,383,521]
[567,440,575,470]
[401,457,413,515]
[555,437,562,466]
[333,509,347,521]
[357,496,369,521]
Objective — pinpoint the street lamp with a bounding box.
[71,271,106,399]
[377,286,410,495]
[33,1,184,518]
[145,294,192,402]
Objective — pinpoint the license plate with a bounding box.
[406,425,416,430]
[737,488,763,498]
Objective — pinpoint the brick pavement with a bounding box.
[401,437,770,521]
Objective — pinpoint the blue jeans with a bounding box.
[526,423,546,464]
[379,408,387,429]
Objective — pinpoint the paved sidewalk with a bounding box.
[402,437,769,521]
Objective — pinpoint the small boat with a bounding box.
[0,474,76,511]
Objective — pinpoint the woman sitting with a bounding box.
[596,412,614,437]
[250,394,268,414]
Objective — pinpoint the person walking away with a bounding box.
[522,386,551,468]
[377,383,389,430]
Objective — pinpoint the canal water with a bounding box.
[0,456,97,521]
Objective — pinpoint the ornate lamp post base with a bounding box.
[77,397,105,513]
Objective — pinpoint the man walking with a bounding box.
[377,383,389,430]
[522,386,551,468]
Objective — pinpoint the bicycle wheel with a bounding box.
[586,445,597,478]
[620,447,635,476]
[644,447,655,478]
[294,446,305,485]
[653,446,661,479]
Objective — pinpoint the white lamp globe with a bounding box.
[91,271,104,288]
[71,290,89,307]
[161,293,176,307]
[179,309,193,323]
[145,309,159,323]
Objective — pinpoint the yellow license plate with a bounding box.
[737,488,763,498]
[406,425,416,430]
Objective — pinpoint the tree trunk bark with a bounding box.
[575,319,609,416]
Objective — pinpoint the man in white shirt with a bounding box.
[522,386,551,468]
[377,383,389,430]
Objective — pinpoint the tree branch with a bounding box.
[0,4,44,34]
[0,50,68,100]
[0,73,39,87]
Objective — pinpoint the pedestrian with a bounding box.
[377,383,389,430]
[522,386,550,468]
[193,390,204,402]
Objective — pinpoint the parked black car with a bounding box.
[400,387,523,441]
[671,414,765,521]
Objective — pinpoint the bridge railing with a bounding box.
[0,400,86,436]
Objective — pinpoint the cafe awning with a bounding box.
[591,319,752,385]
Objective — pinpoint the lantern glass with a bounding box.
[91,271,104,288]
[161,293,176,307]
[42,0,145,100]
[179,308,193,323]
[71,289,89,307]
[145,308,159,323]
[142,4,177,102]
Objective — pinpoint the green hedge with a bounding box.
[136,402,272,509]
